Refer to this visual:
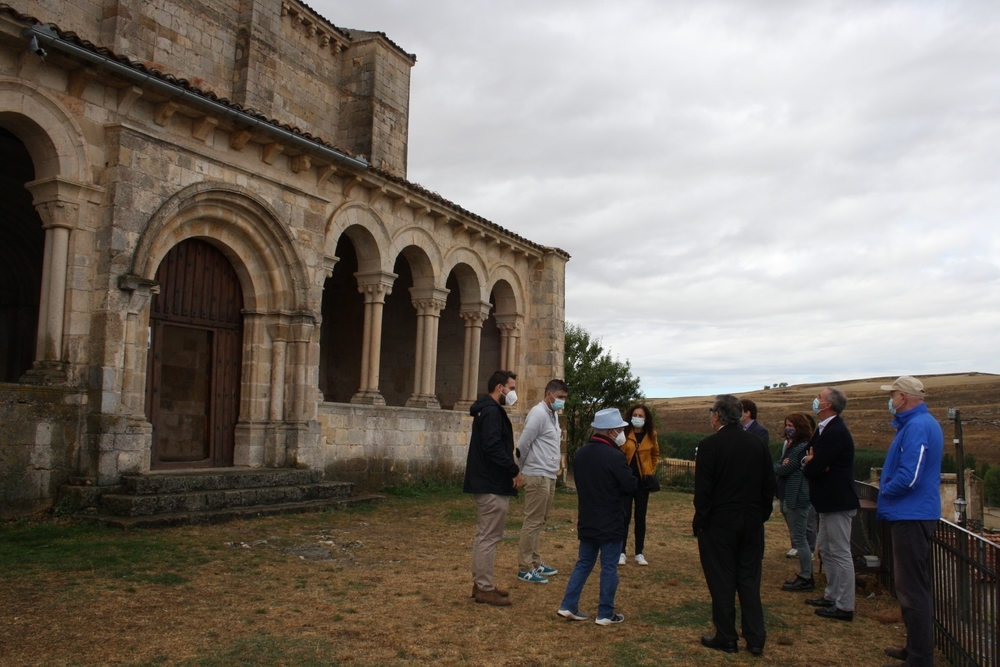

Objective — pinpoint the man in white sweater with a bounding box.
[516,379,569,583]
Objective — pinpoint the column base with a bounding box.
[405,394,441,409]
[350,391,386,406]
[452,399,475,412]
[20,360,69,386]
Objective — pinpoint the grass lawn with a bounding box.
[0,487,929,666]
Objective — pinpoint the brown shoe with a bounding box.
[884,647,908,661]
[473,586,512,606]
[472,584,509,598]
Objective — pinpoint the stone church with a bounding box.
[0,0,567,515]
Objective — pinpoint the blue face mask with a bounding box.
[552,399,565,411]
[785,426,796,440]
[888,396,897,416]
[812,397,821,414]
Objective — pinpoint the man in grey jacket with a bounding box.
[516,379,569,583]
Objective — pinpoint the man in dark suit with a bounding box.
[694,394,776,656]
[740,398,770,445]
[802,387,859,622]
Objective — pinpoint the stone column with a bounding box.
[267,320,289,422]
[495,314,522,376]
[116,274,160,415]
[351,270,396,405]
[454,302,491,411]
[22,178,98,384]
[406,287,449,409]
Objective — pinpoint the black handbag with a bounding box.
[643,474,661,492]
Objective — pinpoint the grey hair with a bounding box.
[712,394,743,426]
[826,387,847,414]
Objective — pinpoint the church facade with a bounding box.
[0,0,567,514]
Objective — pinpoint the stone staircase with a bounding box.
[68,468,382,529]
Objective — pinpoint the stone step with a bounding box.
[101,481,354,517]
[79,495,385,529]
[121,468,324,495]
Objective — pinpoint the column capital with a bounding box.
[25,176,104,230]
[460,301,492,326]
[355,270,397,302]
[117,274,160,314]
[410,286,450,316]
[495,313,523,334]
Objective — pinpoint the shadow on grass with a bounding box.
[0,521,200,584]
[640,599,713,628]
[124,634,347,667]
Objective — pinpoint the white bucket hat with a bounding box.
[591,407,628,429]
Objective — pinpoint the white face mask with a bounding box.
[503,388,518,406]
[631,417,645,429]
[614,430,627,447]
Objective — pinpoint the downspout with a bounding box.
[23,23,369,172]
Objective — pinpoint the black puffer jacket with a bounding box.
[573,435,638,543]
[463,394,520,496]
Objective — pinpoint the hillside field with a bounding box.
[649,372,1000,463]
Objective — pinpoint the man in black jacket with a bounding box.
[557,408,637,625]
[802,387,859,622]
[740,398,770,446]
[695,394,776,656]
[464,370,523,606]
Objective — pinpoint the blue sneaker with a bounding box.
[537,563,558,576]
[517,568,548,584]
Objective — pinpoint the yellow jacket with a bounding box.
[621,430,659,477]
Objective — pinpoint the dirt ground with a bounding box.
[0,489,936,667]
[651,372,1000,461]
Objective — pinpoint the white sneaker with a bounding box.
[618,553,626,566]
[634,554,649,566]
[595,612,624,626]
[786,548,798,558]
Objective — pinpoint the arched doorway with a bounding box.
[0,127,43,382]
[145,239,243,469]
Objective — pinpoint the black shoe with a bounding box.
[884,647,908,661]
[701,635,738,653]
[805,596,836,607]
[747,646,764,656]
[782,576,815,592]
[815,606,853,621]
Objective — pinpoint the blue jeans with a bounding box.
[559,539,621,620]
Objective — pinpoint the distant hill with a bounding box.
[648,372,1000,463]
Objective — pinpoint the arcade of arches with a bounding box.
[0,0,567,514]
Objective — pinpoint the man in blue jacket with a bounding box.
[464,370,524,606]
[877,376,943,667]
[557,408,637,625]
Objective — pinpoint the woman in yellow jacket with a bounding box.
[619,403,660,566]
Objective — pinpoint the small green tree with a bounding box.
[983,467,1000,507]
[564,324,643,464]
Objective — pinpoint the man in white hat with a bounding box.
[877,376,943,667]
[556,407,637,625]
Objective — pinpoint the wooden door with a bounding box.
[145,239,243,469]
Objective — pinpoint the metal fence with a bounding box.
[854,481,999,667]
[655,458,696,493]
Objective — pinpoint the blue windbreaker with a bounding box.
[877,403,943,521]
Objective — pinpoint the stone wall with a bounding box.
[319,402,526,491]
[0,383,85,515]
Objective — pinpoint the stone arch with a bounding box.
[488,268,524,316]
[442,248,489,305]
[132,182,307,313]
[0,79,91,182]
[325,203,392,274]
[391,226,444,288]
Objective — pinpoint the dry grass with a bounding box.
[0,489,938,666]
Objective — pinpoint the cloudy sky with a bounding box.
[312,0,1000,397]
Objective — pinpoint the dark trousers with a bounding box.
[890,520,937,667]
[622,485,649,554]
[698,517,766,648]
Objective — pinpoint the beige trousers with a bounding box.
[472,493,510,590]
[518,475,557,572]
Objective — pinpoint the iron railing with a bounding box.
[655,458,696,493]
[854,481,999,667]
